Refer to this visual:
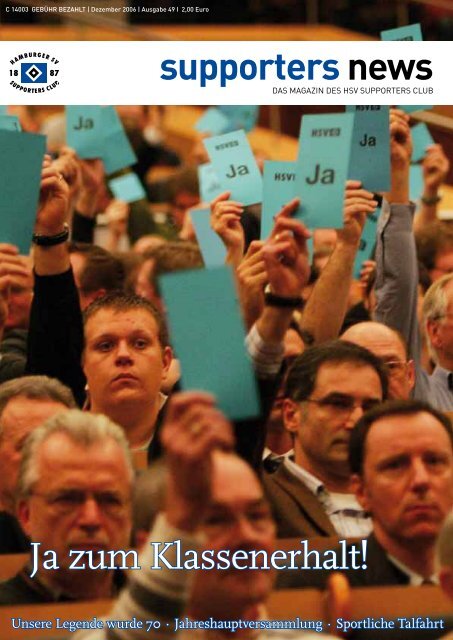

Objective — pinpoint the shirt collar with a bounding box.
[431,365,453,388]
[387,554,439,586]
[284,458,324,496]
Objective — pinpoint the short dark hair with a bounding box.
[69,242,125,294]
[349,399,453,475]
[285,340,388,402]
[83,291,169,347]
[415,221,453,272]
[150,241,204,294]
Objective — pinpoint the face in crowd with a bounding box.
[18,429,133,587]
[0,396,68,513]
[342,322,415,401]
[83,304,172,416]
[353,411,453,553]
[190,451,276,618]
[284,358,383,487]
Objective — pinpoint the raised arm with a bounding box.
[413,143,450,233]
[26,167,86,406]
[299,181,378,343]
[374,109,420,362]
[74,391,235,640]
[210,191,245,267]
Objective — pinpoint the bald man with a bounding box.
[342,321,415,400]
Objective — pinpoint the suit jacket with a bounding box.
[263,462,337,538]
[277,533,410,589]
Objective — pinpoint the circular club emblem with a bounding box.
[10,51,60,93]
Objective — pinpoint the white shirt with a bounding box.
[284,459,372,538]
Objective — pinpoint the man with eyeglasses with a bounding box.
[0,410,133,605]
[263,340,388,538]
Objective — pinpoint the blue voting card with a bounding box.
[381,23,422,41]
[296,113,354,229]
[410,164,424,201]
[195,107,230,135]
[0,115,21,132]
[346,105,390,192]
[0,131,46,254]
[190,208,226,268]
[66,105,105,159]
[159,266,260,420]
[218,106,259,133]
[198,163,224,204]
[353,208,379,278]
[411,122,435,163]
[108,173,146,203]
[0,107,7,115]
[204,130,263,206]
[101,106,137,175]
[261,161,297,239]
[398,105,433,114]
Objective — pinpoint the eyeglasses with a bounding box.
[305,394,381,415]
[382,360,410,375]
[30,489,129,516]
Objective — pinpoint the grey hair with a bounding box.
[0,376,76,430]
[422,274,453,363]
[17,410,134,499]
[437,510,453,568]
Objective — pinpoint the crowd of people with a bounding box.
[0,105,452,639]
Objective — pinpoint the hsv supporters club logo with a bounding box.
[10,51,60,93]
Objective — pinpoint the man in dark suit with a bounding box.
[264,341,388,538]
[279,400,453,589]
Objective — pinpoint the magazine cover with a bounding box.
[0,1,452,639]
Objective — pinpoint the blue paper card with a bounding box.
[190,208,226,268]
[0,106,7,115]
[218,106,259,133]
[381,23,422,41]
[66,105,105,159]
[296,113,354,229]
[411,123,434,163]
[101,106,137,175]
[0,115,21,132]
[410,164,424,201]
[346,105,390,192]
[204,130,263,206]
[0,131,46,253]
[159,266,260,420]
[261,161,297,240]
[195,107,230,135]
[108,173,146,203]
[398,105,433,114]
[353,209,379,278]
[198,163,224,204]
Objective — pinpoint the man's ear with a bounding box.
[439,568,453,601]
[161,346,173,380]
[406,359,416,391]
[426,319,442,351]
[17,499,32,537]
[350,473,370,513]
[282,398,302,435]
